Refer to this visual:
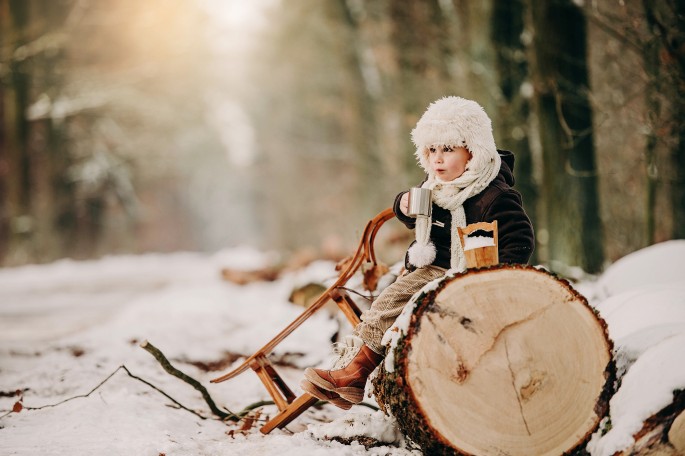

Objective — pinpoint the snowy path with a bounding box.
[0,250,412,455]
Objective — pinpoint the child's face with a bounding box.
[428,145,472,181]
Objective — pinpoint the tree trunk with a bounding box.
[26,0,68,262]
[387,0,456,175]
[1,0,32,265]
[642,0,685,241]
[328,0,382,214]
[529,0,603,273]
[373,265,613,455]
[641,9,660,247]
[674,102,685,240]
[491,0,539,263]
[0,0,10,261]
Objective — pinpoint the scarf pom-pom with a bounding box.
[408,242,436,268]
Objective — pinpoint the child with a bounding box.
[300,96,534,409]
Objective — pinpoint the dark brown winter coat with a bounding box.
[394,150,534,270]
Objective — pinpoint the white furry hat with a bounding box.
[411,96,498,176]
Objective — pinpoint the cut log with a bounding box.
[670,408,685,454]
[620,390,685,456]
[373,264,614,456]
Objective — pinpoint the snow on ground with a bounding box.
[0,241,684,455]
[0,248,413,455]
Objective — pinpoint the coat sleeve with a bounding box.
[393,191,416,229]
[482,190,535,264]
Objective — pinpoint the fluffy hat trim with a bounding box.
[411,96,498,176]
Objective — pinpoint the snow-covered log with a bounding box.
[616,389,685,456]
[373,264,614,456]
[588,286,685,456]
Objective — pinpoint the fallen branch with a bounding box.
[238,400,275,414]
[0,365,205,420]
[0,363,278,426]
[140,340,237,421]
[355,401,380,412]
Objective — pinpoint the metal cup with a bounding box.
[408,187,432,218]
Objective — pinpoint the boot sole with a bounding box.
[300,379,353,410]
[303,368,365,403]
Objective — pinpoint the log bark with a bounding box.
[373,264,614,456]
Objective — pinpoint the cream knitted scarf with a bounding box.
[407,154,501,272]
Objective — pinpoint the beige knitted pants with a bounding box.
[355,265,446,354]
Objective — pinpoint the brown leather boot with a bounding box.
[300,379,354,410]
[301,335,383,404]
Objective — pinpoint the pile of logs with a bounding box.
[371,262,685,455]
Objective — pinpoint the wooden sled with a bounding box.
[210,207,396,434]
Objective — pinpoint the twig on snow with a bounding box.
[0,365,206,420]
[140,340,239,421]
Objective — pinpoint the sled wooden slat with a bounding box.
[329,288,363,327]
[249,355,295,411]
[260,394,319,434]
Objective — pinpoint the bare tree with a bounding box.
[528,0,604,273]
[0,0,27,262]
[585,1,684,251]
[643,0,685,240]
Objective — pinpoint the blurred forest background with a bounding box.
[0,0,683,274]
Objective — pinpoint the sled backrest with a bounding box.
[457,220,499,268]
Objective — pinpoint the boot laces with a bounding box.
[330,335,363,370]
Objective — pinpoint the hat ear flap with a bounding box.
[417,147,431,175]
